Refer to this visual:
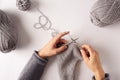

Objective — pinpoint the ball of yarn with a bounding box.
[0,10,18,53]
[16,0,31,11]
[90,0,120,27]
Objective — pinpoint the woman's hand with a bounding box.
[80,45,105,80]
[38,31,69,58]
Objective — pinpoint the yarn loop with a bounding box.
[34,8,59,37]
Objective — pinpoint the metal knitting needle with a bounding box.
[56,36,79,48]
[65,37,79,46]
[67,34,80,46]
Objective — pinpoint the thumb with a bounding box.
[80,49,89,62]
[55,45,67,53]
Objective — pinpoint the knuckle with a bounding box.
[87,45,91,48]
[54,50,58,55]
[81,44,87,47]
[60,32,64,36]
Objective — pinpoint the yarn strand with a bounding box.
[34,8,59,37]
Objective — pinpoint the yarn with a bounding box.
[0,10,18,53]
[34,8,59,37]
[16,0,31,11]
[90,0,120,27]
[57,42,82,80]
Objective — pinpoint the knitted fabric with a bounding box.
[57,43,82,80]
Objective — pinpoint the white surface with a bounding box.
[0,0,120,80]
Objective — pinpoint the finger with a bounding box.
[55,45,67,53]
[56,39,68,48]
[54,31,69,41]
[80,49,89,62]
[60,39,68,44]
[81,44,95,56]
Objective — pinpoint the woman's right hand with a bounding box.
[80,44,105,80]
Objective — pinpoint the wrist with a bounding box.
[94,68,105,80]
[38,51,47,59]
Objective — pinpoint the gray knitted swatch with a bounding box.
[90,0,120,27]
[57,43,82,80]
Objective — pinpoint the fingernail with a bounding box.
[80,49,83,52]
[65,31,70,33]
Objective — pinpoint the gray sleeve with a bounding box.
[18,51,48,80]
[92,73,110,80]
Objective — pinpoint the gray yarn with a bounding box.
[90,0,120,27]
[0,10,18,53]
[57,43,82,80]
[16,0,31,11]
[34,8,59,37]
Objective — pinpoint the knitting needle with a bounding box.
[65,37,79,46]
[56,37,79,48]
[56,34,79,47]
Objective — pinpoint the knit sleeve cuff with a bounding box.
[92,73,110,80]
[33,50,48,65]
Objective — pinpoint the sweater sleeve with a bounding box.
[18,51,48,80]
[92,73,110,80]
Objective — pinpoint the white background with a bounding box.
[0,0,120,80]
